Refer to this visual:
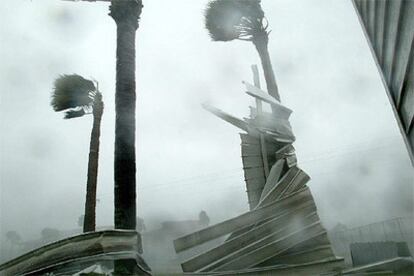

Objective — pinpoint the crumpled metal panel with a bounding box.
[353,0,414,166]
[0,230,150,276]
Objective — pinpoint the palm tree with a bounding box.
[51,74,104,233]
[205,0,281,103]
[108,2,143,273]
[109,0,142,232]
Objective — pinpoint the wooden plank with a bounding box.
[258,166,310,207]
[242,159,264,197]
[258,245,334,267]
[200,212,320,272]
[261,128,296,144]
[382,0,403,85]
[260,159,285,202]
[241,142,280,157]
[193,258,344,275]
[202,103,248,131]
[391,1,414,106]
[251,65,263,114]
[240,133,260,145]
[242,155,264,168]
[257,229,332,267]
[260,134,270,178]
[208,222,326,271]
[251,64,269,179]
[276,229,331,255]
[181,202,316,272]
[285,167,309,195]
[224,214,279,244]
[244,161,266,209]
[241,143,262,156]
[173,187,313,253]
[230,158,288,240]
[275,144,295,159]
[242,81,293,120]
[244,177,265,189]
[244,167,266,181]
[286,154,298,168]
[247,115,294,141]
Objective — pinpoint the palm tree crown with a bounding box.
[52,74,99,119]
[51,74,103,233]
[204,0,280,102]
[205,0,268,42]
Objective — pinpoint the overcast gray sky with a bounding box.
[1,0,413,250]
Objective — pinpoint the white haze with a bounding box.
[0,0,413,250]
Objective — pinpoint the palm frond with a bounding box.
[64,109,87,119]
[51,74,96,112]
[205,0,265,42]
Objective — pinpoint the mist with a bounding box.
[0,0,413,264]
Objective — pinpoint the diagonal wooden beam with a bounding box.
[181,201,316,272]
[202,103,249,132]
[243,81,292,120]
[173,187,312,253]
[209,222,326,272]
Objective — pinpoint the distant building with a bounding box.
[142,211,214,274]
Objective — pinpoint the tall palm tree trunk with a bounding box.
[252,31,281,103]
[110,0,142,232]
[83,96,103,233]
[110,2,143,273]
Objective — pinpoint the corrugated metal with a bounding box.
[328,216,414,266]
[350,241,411,267]
[353,0,414,166]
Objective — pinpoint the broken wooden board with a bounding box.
[258,166,310,207]
[207,221,326,271]
[184,257,344,276]
[242,155,265,168]
[241,141,280,158]
[173,187,313,253]
[257,245,335,267]
[259,159,286,202]
[246,114,295,141]
[242,81,292,120]
[275,144,295,159]
[241,134,280,209]
[199,212,320,272]
[257,233,333,267]
[181,202,317,272]
[202,103,248,132]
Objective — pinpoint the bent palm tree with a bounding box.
[205,0,280,103]
[51,74,104,233]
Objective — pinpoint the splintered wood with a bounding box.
[176,66,343,273]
